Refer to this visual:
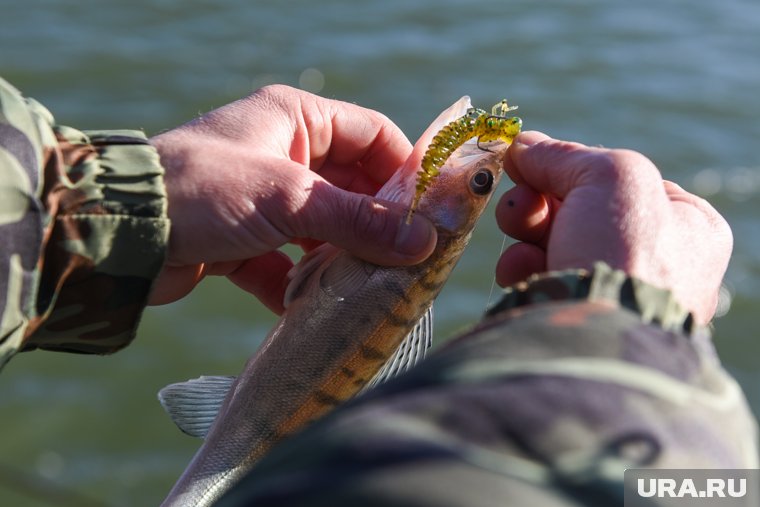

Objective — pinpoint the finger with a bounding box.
[663,180,719,210]
[495,242,547,287]
[226,251,294,315]
[664,180,733,243]
[316,162,386,196]
[662,179,734,323]
[495,184,552,245]
[506,134,600,198]
[278,88,413,185]
[662,180,686,195]
[148,264,205,305]
[279,170,437,266]
[507,134,664,201]
[292,237,324,253]
[503,131,552,185]
[322,101,412,184]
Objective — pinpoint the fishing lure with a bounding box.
[406,100,522,224]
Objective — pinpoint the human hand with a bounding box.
[148,85,436,312]
[494,131,732,325]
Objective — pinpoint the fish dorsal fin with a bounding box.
[362,304,434,392]
[157,375,235,438]
[283,243,341,308]
[319,253,377,300]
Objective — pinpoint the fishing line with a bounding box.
[485,233,508,311]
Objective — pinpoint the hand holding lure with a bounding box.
[406,100,522,224]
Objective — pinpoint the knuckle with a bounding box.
[348,194,392,240]
[591,149,663,191]
[251,83,292,100]
[695,196,733,247]
[246,84,300,116]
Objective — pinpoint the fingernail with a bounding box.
[395,214,435,257]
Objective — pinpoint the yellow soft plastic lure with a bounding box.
[406,100,522,224]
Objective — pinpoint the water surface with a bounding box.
[2,1,759,504]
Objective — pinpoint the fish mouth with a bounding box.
[455,139,510,162]
[421,145,504,236]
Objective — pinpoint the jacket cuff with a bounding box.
[486,262,696,335]
[24,127,170,354]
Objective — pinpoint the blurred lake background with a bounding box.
[1,0,759,505]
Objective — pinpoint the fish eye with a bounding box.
[470,169,494,195]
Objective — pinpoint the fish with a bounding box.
[407,99,521,222]
[157,96,520,506]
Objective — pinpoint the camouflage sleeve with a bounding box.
[0,77,169,368]
[216,263,758,507]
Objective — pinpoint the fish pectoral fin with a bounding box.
[284,243,340,308]
[320,252,376,299]
[362,304,434,392]
[157,375,236,438]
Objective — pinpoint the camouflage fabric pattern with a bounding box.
[216,265,758,507]
[0,77,169,367]
[486,262,696,334]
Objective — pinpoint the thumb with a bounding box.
[291,178,437,266]
[504,130,663,201]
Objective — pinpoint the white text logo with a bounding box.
[637,478,747,499]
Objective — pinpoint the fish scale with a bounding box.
[159,96,521,506]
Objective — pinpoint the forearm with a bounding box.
[0,77,169,367]
[215,264,758,506]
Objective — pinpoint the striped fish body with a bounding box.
[160,96,513,506]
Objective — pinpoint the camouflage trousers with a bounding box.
[215,298,758,507]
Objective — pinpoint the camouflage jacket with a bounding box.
[0,77,169,368]
[215,264,759,507]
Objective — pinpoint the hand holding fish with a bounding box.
[158,96,511,506]
[148,85,437,311]
[494,131,732,324]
